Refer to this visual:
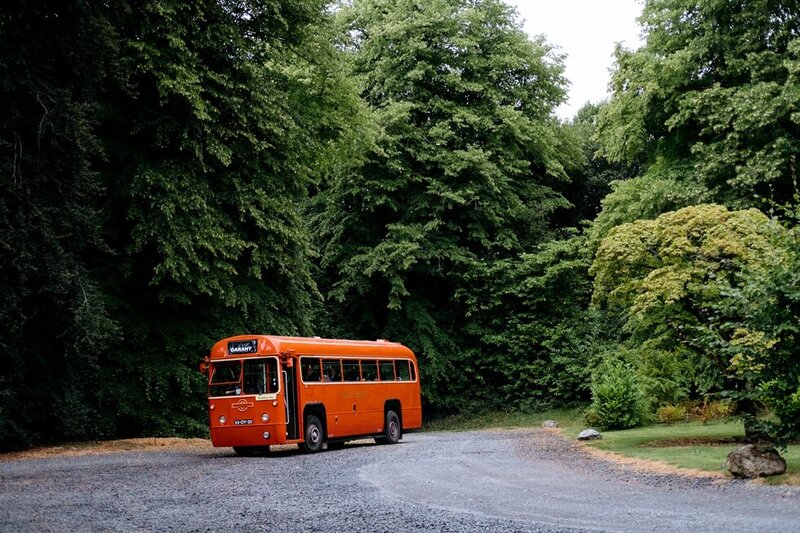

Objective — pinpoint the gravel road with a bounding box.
[1,429,798,532]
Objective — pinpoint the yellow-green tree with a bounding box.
[590,204,791,438]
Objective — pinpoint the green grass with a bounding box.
[424,408,584,432]
[426,411,800,484]
[570,420,747,472]
[572,420,800,484]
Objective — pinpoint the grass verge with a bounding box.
[424,408,584,432]
[568,420,800,485]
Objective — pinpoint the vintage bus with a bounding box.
[200,335,422,455]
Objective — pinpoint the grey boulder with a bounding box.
[726,444,787,478]
[577,429,602,441]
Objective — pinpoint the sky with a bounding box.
[506,0,644,120]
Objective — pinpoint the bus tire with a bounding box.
[301,415,324,453]
[377,410,401,445]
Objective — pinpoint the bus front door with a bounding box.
[283,365,299,440]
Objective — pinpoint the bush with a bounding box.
[656,405,686,424]
[686,400,735,423]
[586,360,649,429]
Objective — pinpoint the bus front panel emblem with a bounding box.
[232,399,254,412]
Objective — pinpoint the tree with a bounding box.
[0,0,355,449]
[558,102,638,228]
[698,205,800,445]
[0,0,125,449]
[315,0,571,411]
[590,204,793,438]
[595,0,800,237]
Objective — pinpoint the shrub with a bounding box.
[687,400,735,423]
[587,360,649,429]
[656,405,686,424]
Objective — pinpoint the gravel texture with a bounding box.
[1,429,798,532]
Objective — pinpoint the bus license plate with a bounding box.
[234,419,253,425]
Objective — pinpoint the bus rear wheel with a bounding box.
[300,415,324,453]
[376,410,401,445]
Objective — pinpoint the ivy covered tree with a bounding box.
[315,0,573,411]
[594,0,800,239]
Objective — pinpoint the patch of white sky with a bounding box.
[506,0,644,121]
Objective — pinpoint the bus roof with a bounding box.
[209,335,415,361]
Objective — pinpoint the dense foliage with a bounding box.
[588,0,800,438]
[1,0,798,449]
[313,0,578,412]
[594,0,800,239]
[0,0,350,449]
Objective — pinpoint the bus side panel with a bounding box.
[299,382,368,439]
[298,382,422,438]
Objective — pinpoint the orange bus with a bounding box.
[200,335,422,455]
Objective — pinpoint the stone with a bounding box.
[577,429,602,441]
[541,420,559,429]
[726,444,787,478]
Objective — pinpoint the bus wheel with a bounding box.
[301,415,324,453]
[377,410,401,445]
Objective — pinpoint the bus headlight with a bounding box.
[261,413,270,422]
[263,431,271,440]
[219,415,227,425]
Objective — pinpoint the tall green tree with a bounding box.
[0,0,355,449]
[0,0,123,448]
[315,0,572,411]
[594,0,800,238]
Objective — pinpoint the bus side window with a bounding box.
[396,360,410,381]
[322,359,341,382]
[410,361,417,381]
[301,357,322,382]
[342,360,360,382]
[379,360,395,381]
[361,360,378,381]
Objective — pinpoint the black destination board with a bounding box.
[228,339,258,355]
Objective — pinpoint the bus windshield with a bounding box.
[210,361,241,396]
[209,358,279,397]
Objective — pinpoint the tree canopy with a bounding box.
[313,0,575,410]
[595,0,800,237]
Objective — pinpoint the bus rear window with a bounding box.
[395,360,408,381]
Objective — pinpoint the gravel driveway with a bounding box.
[1,429,798,532]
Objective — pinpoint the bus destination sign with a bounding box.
[228,340,258,355]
